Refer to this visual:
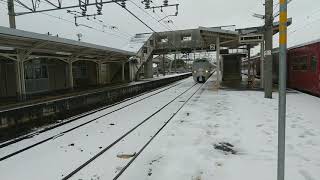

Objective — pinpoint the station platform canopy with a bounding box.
[148,26,240,55]
[236,18,293,35]
[0,26,135,62]
[198,26,240,48]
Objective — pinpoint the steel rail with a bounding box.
[113,80,205,179]
[0,78,189,161]
[61,82,198,180]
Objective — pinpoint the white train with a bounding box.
[192,58,213,83]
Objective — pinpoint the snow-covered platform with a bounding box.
[119,76,320,180]
[0,76,319,180]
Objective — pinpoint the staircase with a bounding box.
[132,34,156,80]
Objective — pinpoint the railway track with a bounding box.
[0,77,202,180]
[112,83,203,180]
[0,79,188,162]
[63,82,204,180]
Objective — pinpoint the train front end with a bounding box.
[192,59,212,83]
[193,68,210,83]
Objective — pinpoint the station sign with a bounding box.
[209,44,216,50]
[239,34,264,44]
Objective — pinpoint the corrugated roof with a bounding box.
[122,33,152,53]
[0,26,135,61]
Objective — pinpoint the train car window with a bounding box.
[291,56,308,71]
[311,56,318,72]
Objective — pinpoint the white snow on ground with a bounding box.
[70,82,201,180]
[1,75,320,180]
[119,76,320,180]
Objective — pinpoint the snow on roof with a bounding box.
[198,26,239,35]
[122,33,153,53]
[0,26,135,56]
[288,38,320,50]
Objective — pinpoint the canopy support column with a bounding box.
[216,35,221,87]
[122,62,125,82]
[16,50,27,101]
[68,59,74,90]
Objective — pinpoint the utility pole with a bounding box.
[162,54,165,76]
[174,52,177,73]
[216,35,220,87]
[277,0,287,180]
[260,42,265,88]
[7,0,16,28]
[247,45,252,85]
[264,0,273,98]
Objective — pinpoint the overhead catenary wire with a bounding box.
[114,1,157,33]
[93,19,133,38]
[287,16,320,46]
[76,15,133,38]
[128,0,173,31]
[149,1,175,29]
[0,0,131,41]
[38,12,131,40]
[114,1,181,60]
[287,6,320,35]
[2,0,181,51]
[65,9,133,38]
[150,1,178,30]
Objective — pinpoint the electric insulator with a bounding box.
[163,0,168,6]
[97,6,102,15]
[145,2,150,8]
[121,0,126,8]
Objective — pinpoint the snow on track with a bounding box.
[2,74,320,180]
[0,78,196,180]
[68,81,202,180]
[0,78,187,160]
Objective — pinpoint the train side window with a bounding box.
[301,56,308,70]
[311,56,318,72]
[291,56,308,71]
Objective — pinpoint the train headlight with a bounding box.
[205,70,209,73]
[193,70,197,73]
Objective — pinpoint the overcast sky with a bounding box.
[0,0,320,53]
